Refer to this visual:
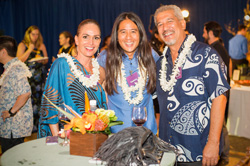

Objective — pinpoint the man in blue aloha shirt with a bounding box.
[154,5,230,166]
[0,36,33,154]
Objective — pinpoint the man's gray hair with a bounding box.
[154,5,184,25]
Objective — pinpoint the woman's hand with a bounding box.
[28,43,35,52]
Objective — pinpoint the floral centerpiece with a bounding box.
[43,93,123,157]
[43,93,123,135]
[64,108,122,135]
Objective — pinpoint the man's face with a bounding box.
[156,10,186,46]
[202,27,209,44]
[0,48,6,63]
[242,28,247,36]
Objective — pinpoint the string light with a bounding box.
[244,15,250,21]
[181,9,190,22]
[182,10,189,18]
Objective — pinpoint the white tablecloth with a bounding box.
[227,86,250,139]
[1,137,176,166]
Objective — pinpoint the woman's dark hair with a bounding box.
[0,36,17,57]
[105,12,156,95]
[60,31,75,45]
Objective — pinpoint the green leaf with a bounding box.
[43,94,74,120]
[108,121,124,127]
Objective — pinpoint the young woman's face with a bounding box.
[118,19,140,58]
[59,34,68,46]
[75,23,101,57]
[29,29,39,43]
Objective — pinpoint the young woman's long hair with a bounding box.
[22,25,43,49]
[105,12,156,95]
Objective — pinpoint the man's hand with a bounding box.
[1,110,10,121]
[202,140,219,166]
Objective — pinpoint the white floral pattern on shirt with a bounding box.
[0,58,33,138]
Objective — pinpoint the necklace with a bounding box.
[0,60,32,86]
[159,34,196,92]
[57,53,100,88]
[117,60,148,105]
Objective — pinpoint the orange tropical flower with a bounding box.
[63,109,123,135]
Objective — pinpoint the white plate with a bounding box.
[28,57,48,62]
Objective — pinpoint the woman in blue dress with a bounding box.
[38,19,107,138]
[97,12,159,134]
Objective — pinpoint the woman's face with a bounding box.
[29,29,39,43]
[118,19,140,58]
[75,23,101,57]
[59,34,68,46]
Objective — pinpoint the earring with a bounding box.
[97,48,100,57]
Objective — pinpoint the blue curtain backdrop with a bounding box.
[0,0,247,67]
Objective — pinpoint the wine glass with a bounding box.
[132,106,147,126]
[58,107,70,146]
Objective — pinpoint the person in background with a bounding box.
[38,19,107,138]
[154,5,230,166]
[0,36,33,153]
[229,24,249,72]
[203,21,230,166]
[97,12,159,134]
[150,26,165,129]
[52,31,76,62]
[100,35,111,52]
[150,26,165,56]
[17,25,48,132]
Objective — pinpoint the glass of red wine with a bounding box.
[132,106,147,126]
[58,107,70,146]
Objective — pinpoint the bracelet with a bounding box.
[8,107,16,117]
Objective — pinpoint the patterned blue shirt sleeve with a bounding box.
[41,58,68,124]
[203,48,230,100]
[9,65,31,97]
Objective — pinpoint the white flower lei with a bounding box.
[117,60,148,105]
[57,53,100,88]
[0,60,32,86]
[159,34,196,92]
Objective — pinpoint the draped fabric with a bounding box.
[38,56,107,138]
[0,0,247,68]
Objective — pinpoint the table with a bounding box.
[227,86,250,139]
[1,137,176,166]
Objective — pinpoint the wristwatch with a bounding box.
[8,107,16,117]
